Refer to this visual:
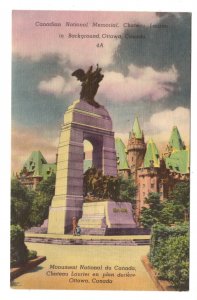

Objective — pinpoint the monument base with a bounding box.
[48,195,83,234]
[78,201,136,235]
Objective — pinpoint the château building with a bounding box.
[115,117,190,223]
[17,150,56,190]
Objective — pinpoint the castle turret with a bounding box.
[144,138,160,168]
[136,138,161,223]
[168,126,185,152]
[164,126,189,182]
[127,116,146,182]
[115,138,130,178]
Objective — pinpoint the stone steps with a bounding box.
[80,228,106,236]
[133,239,150,245]
[25,236,149,246]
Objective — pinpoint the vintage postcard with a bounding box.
[10,9,191,293]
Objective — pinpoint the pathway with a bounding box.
[12,242,158,291]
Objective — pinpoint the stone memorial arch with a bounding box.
[47,99,117,234]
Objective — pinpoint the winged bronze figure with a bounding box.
[72,64,104,108]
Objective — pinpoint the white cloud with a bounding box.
[114,132,129,146]
[38,75,79,96]
[99,64,178,102]
[12,126,58,173]
[144,107,190,149]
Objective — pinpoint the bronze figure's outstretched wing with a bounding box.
[71,69,86,82]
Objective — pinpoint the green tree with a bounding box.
[119,178,137,205]
[36,173,56,198]
[139,192,163,228]
[11,179,35,228]
[159,182,190,225]
[160,200,185,225]
[168,182,189,222]
[140,182,190,228]
[29,174,56,226]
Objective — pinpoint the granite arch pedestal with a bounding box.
[48,100,117,234]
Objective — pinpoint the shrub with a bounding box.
[28,250,37,260]
[11,224,28,267]
[149,223,189,291]
[161,236,189,290]
[11,225,38,268]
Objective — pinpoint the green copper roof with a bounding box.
[41,163,56,180]
[132,116,143,139]
[23,151,47,174]
[168,126,185,151]
[165,149,190,174]
[115,138,129,170]
[22,151,56,180]
[144,138,160,168]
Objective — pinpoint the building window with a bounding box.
[151,183,154,189]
